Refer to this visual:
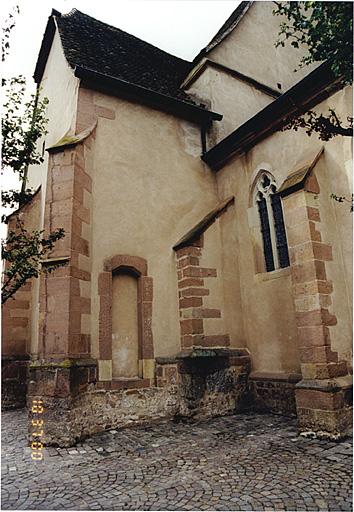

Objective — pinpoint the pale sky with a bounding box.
[3,0,241,84]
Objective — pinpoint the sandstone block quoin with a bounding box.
[175,240,230,351]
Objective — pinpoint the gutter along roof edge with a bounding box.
[75,66,222,125]
[202,61,343,170]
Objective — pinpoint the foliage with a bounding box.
[2,4,19,62]
[2,76,49,183]
[2,9,66,304]
[2,221,65,304]
[281,108,353,141]
[330,193,354,213]
[273,1,353,140]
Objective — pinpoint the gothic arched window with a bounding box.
[255,173,289,272]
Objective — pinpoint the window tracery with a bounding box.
[254,172,289,272]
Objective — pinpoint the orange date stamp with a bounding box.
[30,399,44,460]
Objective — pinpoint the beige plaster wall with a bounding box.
[310,88,353,362]
[215,86,352,372]
[198,216,246,345]
[186,65,274,144]
[112,273,139,378]
[199,221,226,336]
[207,1,317,94]
[28,28,79,196]
[217,154,299,373]
[26,27,79,356]
[24,12,351,376]
[89,92,219,359]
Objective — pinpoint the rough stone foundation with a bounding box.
[177,349,251,419]
[249,372,302,417]
[28,349,251,447]
[30,385,181,447]
[295,376,353,440]
[2,356,30,410]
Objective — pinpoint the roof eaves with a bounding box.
[75,66,222,125]
[173,196,235,250]
[278,146,324,197]
[202,61,343,171]
[33,10,61,84]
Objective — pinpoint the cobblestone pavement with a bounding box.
[1,409,352,511]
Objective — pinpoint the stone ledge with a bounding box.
[155,357,179,365]
[2,354,30,362]
[29,358,97,369]
[176,348,249,359]
[295,375,353,392]
[97,378,151,390]
[249,372,302,383]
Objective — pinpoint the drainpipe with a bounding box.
[201,118,213,157]
[201,124,208,156]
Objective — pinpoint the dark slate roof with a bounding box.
[193,1,252,63]
[56,9,195,104]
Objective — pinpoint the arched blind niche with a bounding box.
[111,270,140,379]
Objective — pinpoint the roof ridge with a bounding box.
[62,8,191,66]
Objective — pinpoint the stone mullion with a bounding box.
[266,194,279,269]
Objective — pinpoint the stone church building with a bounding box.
[2,1,352,446]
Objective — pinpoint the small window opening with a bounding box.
[255,172,289,272]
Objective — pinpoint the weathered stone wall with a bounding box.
[2,356,29,410]
[249,372,302,417]
[2,190,41,410]
[34,385,180,447]
[178,358,250,420]
[28,350,251,447]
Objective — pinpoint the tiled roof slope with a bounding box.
[194,1,251,62]
[57,9,195,104]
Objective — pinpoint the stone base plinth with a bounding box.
[27,359,98,447]
[250,372,302,417]
[2,356,30,410]
[28,358,180,447]
[27,350,251,447]
[295,376,353,440]
[175,348,251,419]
